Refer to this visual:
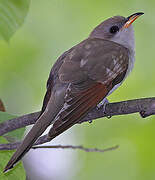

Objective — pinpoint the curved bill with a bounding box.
[123,12,144,28]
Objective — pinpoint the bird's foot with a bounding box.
[140,110,147,118]
[97,98,109,109]
[97,98,112,119]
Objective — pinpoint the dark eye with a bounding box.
[110,26,119,34]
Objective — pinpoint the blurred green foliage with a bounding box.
[0,138,25,180]
[0,0,155,179]
[0,112,25,140]
[0,113,25,179]
[0,0,30,41]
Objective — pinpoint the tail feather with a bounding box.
[4,111,53,172]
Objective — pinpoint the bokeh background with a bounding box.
[0,0,155,179]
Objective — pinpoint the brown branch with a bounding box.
[0,111,40,136]
[80,97,155,123]
[0,97,155,151]
[0,97,155,137]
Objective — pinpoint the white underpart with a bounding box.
[112,25,135,53]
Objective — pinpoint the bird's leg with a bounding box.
[97,98,109,110]
[97,98,112,119]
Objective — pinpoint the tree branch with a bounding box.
[0,97,155,151]
[0,111,40,136]
[80,97,155,123]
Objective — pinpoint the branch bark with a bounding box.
[0,97,155,151]
[0,111,40,136]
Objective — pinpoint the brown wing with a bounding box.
[59,38,129,84]
[48,38,129,139]
[48,81,112,139]
[40,48,74,115]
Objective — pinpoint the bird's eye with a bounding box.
[109,26,119,34]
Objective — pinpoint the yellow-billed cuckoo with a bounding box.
[4,12,144,172]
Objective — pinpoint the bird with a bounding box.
[4,12,144,172]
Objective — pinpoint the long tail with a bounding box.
[4,110,55,173]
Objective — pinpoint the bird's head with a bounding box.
[89,12,144,51]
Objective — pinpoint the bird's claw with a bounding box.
[139,110,151,118]
[97,98,112,119]
[97,98,109,110]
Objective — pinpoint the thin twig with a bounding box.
[33,144,119,153]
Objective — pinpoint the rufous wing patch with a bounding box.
[48,82,109,139]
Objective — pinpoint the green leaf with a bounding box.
[0,112,26,177]
[0,0,30,41]
[0,111,25,141]
[0,137,25,179]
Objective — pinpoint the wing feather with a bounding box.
[48,82,109,139]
